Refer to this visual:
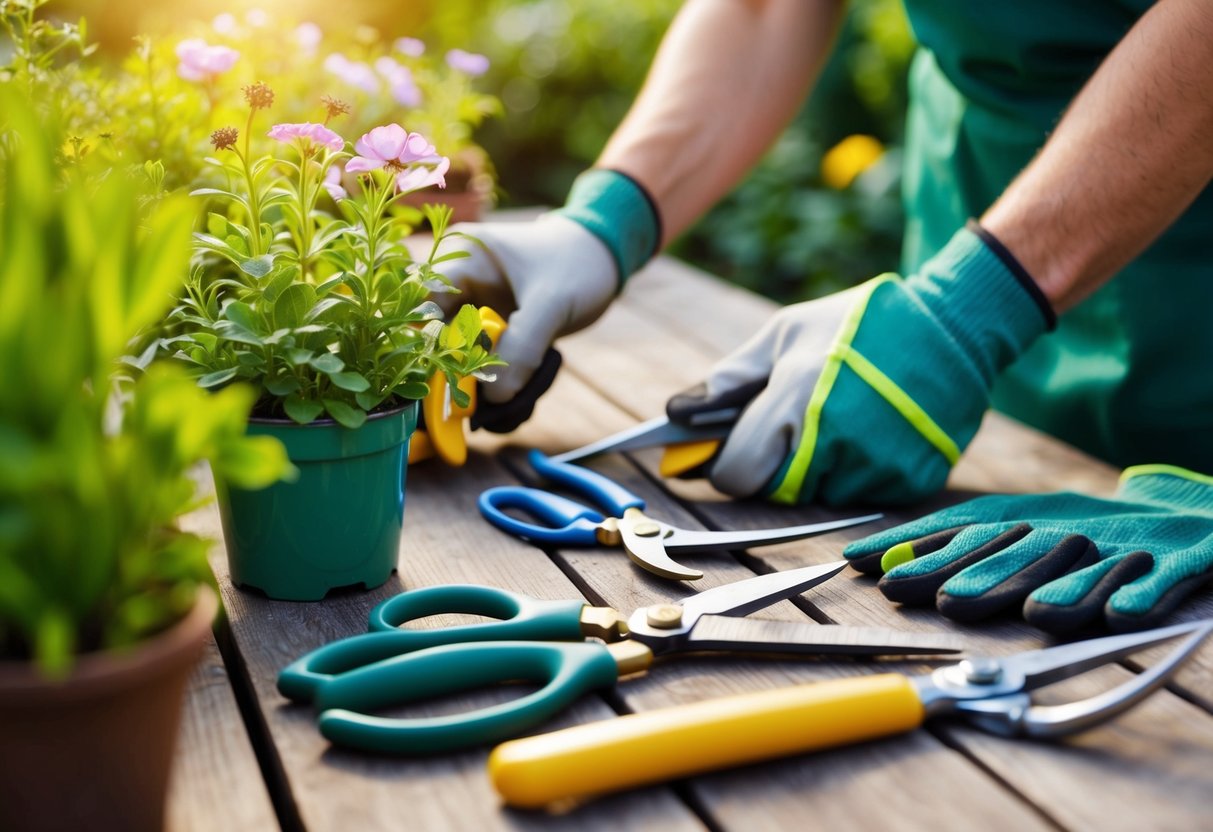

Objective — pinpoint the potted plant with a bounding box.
[0,92,289,831]
[165,86,500,601]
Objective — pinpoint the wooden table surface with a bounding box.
[169,219,1213,831]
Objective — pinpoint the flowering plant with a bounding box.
[165,85,500,429]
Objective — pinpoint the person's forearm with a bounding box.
[982,0,1213,313]
[598,0,845,244]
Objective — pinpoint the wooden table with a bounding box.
[168,224,1213,831]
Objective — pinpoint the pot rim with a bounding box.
[248,397,417,428]
[0,585,218,702]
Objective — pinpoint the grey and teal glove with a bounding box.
[668,222,1054,506]
[843,465,1213,633]
[432,169,660,431]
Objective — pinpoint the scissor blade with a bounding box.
[685,615,964,656]
[550,417,732,465]
[665,514,884,555]
[1003,619,1213,691]
[680,561,848,625]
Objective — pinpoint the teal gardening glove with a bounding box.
[668,222,1055,506]
[844,466,1213,633]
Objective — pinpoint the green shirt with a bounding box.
[901,0,1213,473]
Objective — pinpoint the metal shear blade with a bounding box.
[918,618,1213,739]
[616,510,883,581]
[625,560,964,657]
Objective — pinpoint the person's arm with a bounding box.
[598,0,847,244]
[982,0,1213,313]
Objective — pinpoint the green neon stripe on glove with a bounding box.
[842,465,1213,633]
[769,225,1049,505]
[550,169,660,284]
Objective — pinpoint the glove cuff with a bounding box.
[908,223,1053,386]
[549,169,662,285]
[1117,464,1213,510]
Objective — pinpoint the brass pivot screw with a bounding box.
[645,604,684,629]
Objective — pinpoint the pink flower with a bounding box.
[176,39,239,83]
[375,58,422,108]
[445,49,489,76]
[268,122,345,153]
[212,13,237,35]
[323,165,347,201]
[395,37,425,57]
[346,124,449,191]
[395,156,450,192]
[324,53,380,94]
[295,22,322,53]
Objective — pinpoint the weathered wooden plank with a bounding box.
[540,254,1213,825]
[167,632,278,832]
[190,459,707,832]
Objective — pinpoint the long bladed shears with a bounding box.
[277,561,963,754]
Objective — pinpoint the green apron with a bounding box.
[901,0,1213,473]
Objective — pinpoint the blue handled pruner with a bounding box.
[479,450,882,580]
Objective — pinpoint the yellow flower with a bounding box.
[821,134,884,190]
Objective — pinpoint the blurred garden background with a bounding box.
[5,0,914,303]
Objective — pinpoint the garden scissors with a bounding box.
[487,618,1213,808]
[276,560,964,754]
[552,378,768,477]
[479,449,881,580]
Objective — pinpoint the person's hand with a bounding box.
[431,215,617,429]
[842,465,1213,633]
[667,223,1054,506]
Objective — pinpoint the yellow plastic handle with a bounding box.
[658,439,721,478]
[411,307,507,466]
[488,672,924,809]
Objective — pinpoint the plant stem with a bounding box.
[297,151,313,279]
[242,109,264,255]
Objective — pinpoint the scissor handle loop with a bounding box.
[478,486,605,545]
[315,641,620,753]
[276,586,585,703]
[528,450,646,516]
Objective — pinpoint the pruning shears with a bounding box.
[277,560,962,754]
[487,618,1213,808]
[479,449,881,580]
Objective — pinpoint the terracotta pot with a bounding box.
[0,586,218,832]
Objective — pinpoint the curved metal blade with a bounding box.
[679,561,848,626]
[663,514,883,554]
[1004,618,1213,691]
[551,417,732,465]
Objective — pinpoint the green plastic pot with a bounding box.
[216,401,418,601]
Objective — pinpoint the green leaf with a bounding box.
[323,399,367,429]
[225,233,249,257]
[355,391,386,410]
[240,255,274,278]
[274,283,316,329]
[264,376,301,396]
[287,348,313,365]
[394,381,430,400]
[224,301,261,333]
[284,394,324,424]
[453,304,482,349]
[198,367,240,388]
[207,212,229,239]
[34,607,74,679]
[212,435,296,488]
[448,384,471,409]
[310,352,344,373]
[261,266,297,303]
[329,371,370,392]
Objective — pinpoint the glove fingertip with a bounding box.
[880,541,916,573]
[1023,549,1154,634]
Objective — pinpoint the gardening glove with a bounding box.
[843,466,1213,633]
[667,222,1055,506]
[432,169,661,431]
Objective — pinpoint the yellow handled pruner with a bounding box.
[489,618,1213,808]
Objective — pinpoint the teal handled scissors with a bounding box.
[277,561,964,754]
[479,449,882,580]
